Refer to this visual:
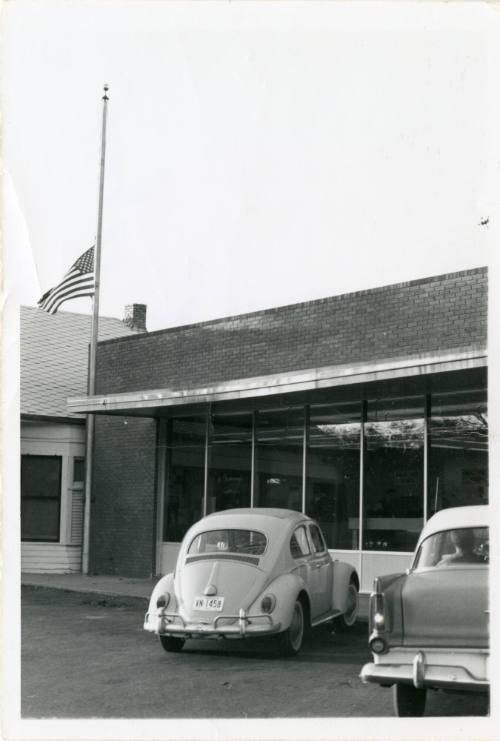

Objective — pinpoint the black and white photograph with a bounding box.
[2,1,500,739]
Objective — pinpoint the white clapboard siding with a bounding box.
[21,543,82,573]
[70,490,84,545]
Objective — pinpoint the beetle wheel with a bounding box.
[335,579,359,631]
[277,600,305,656]
[159,635,185,653]
[393,683,427,717]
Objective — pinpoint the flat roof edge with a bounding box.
[68,348,487,415]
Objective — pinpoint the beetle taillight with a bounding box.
[157,593,170,609]
[261,594,276,614]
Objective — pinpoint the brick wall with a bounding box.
[95,268,487,395]
[90,415,157,577]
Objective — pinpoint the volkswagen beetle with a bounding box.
[360,505,489,716]
[144,508,359,655]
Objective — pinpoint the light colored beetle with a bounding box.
[144,508,359,655]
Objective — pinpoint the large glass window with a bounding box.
[428,390,488,517]
[164,416,206,542]
[207,412,252,513]
[307,403,360,549]
[21,455,62,541]
[254,407,303,511]
[161,380,487,550]
[363,397,424,551]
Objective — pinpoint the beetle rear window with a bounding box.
[413,526,489,568]
[188,529,267,556]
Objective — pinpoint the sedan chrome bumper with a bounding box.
[144,608,282,639]
[360,647,489,692]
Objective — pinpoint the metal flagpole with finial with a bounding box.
[82,84,109,575]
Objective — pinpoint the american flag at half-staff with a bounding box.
[38,246,95,314]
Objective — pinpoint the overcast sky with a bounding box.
[3,1,500,331]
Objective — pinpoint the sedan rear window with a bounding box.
[413,527,489,568]
[188,529,267,556]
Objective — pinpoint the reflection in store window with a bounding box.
[363,397,424,552]
[164,416,206,542]
[429,390,488,517]
[207,412,252,513]
[255,407,303,511]
[307,403,360,549]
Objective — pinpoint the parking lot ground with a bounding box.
[21,586,489,719]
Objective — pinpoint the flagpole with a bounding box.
[82,85,109,575]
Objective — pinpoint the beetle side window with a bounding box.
[290,526,311,559]
[309,524,327,554]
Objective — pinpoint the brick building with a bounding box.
[69,268,488,593]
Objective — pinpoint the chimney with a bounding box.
[123,303,147,332]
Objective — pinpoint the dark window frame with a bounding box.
[21,454,62,543]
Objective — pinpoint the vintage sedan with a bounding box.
[144,508,359,655]
[360,505,489,716]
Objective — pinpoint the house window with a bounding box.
[73,458,85,486]
[21,455,62,542]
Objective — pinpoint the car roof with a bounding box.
[203,508,308,523]
[182,508,310,548]
[417,505,489,546]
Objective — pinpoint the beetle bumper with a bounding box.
[360,647,489,692]
[144,608,282,639]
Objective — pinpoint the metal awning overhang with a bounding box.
[67,348,487,417]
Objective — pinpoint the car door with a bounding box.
[307,523,333,618]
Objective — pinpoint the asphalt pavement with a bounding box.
[21,585,489,719]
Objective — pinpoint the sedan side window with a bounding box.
[309,524,327,554]
[290,525,311,559]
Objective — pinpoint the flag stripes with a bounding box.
[38,247,95,314]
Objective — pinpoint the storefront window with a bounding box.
[21,455,62,541]
[207,412,252,513]
[164,416,206,542]
[363,397,424,551]
[307,403,361,549]
[161,382,487,549]
[428,390,488,517]
[255,407,303,511]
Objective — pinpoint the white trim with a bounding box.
[67,347,486,415]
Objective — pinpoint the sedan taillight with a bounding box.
[368,578,388,654]
[369,578,385,628]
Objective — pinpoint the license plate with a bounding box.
[193,596,224,611]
